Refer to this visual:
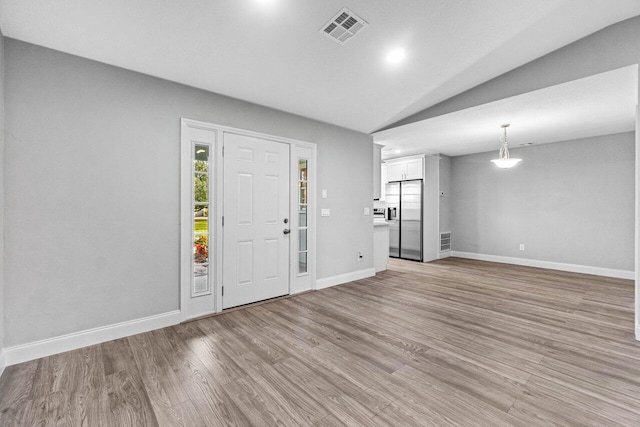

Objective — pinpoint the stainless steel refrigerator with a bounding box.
[386,180,423,261]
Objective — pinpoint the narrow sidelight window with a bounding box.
[298,159,309,275]
[193,144,211,294]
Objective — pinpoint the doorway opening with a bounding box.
[180,119,317,321]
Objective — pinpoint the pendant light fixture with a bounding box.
[491,124,522,169]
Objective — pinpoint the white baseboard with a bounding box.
[451,251,634,280]
[183,309,217,323]
[0,349,6,379]
[316,268,375,290]
[3,310,181,368]
[636,324,640,341]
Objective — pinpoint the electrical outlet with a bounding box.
[519,244,525,251]
[357,251,363,262]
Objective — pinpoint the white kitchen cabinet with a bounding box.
[405,158,423,180]
[384,156,424,181]
[386,162,405,181]
[374,221,389,272]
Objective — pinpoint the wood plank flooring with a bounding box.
[2,257,640,426]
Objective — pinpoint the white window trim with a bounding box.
[180,118,317,321]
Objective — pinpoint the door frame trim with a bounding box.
[180,118,317,321]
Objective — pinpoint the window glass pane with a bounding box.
[194,205,208,233]
[194,173,208,203]
[298,158,309,276]
[299,205,307,227]
[299,181,307,205]
[194,160,208,173]
[195,145,209,161]
[192,143,212,292]
[298,252,308,274]
[194,264,208,293]
[194,146,209,173]
[194,235,209,264]
[299,229,307,252]
[194,220,208,234]
[299,159,307,181]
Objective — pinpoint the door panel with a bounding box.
[400,180,422,261]
[265,175,279,224]
[237,174,253,224]
[223,133,290,309]
[386,182,400,258]
[237,241,253,285]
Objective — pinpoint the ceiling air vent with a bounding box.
[320,8,368,45]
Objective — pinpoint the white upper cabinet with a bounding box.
[405,158,423,180]
[384,156,424,182]
[386,161,406,182]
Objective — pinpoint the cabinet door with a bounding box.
[386,162,405,181]
[405,158,423,180]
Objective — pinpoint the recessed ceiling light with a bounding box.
[254,0,276,7]
[386,48,406,65]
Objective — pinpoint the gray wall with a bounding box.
[0,30,5,359]
[439,155,451,233]
[451,133,635,271]
[4,39,373,347]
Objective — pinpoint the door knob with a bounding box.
[283,228,291,235]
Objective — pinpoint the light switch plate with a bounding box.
[364,207,370,215]
[322,189,328,199]
[321,208,330,217]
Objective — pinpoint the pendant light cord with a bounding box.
[491,123,521,168]
[499,126,510,160]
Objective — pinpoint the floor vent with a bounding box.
[440,232,451,252]
[320,8,368,45]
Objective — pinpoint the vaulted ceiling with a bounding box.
[1,0,639,133]
[374,65,638,158]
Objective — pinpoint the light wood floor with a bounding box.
[1,257,640,426]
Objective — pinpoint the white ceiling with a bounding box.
[374,65,638,159]
[1,1,639,134]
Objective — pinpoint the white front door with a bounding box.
[223,132,290,308]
